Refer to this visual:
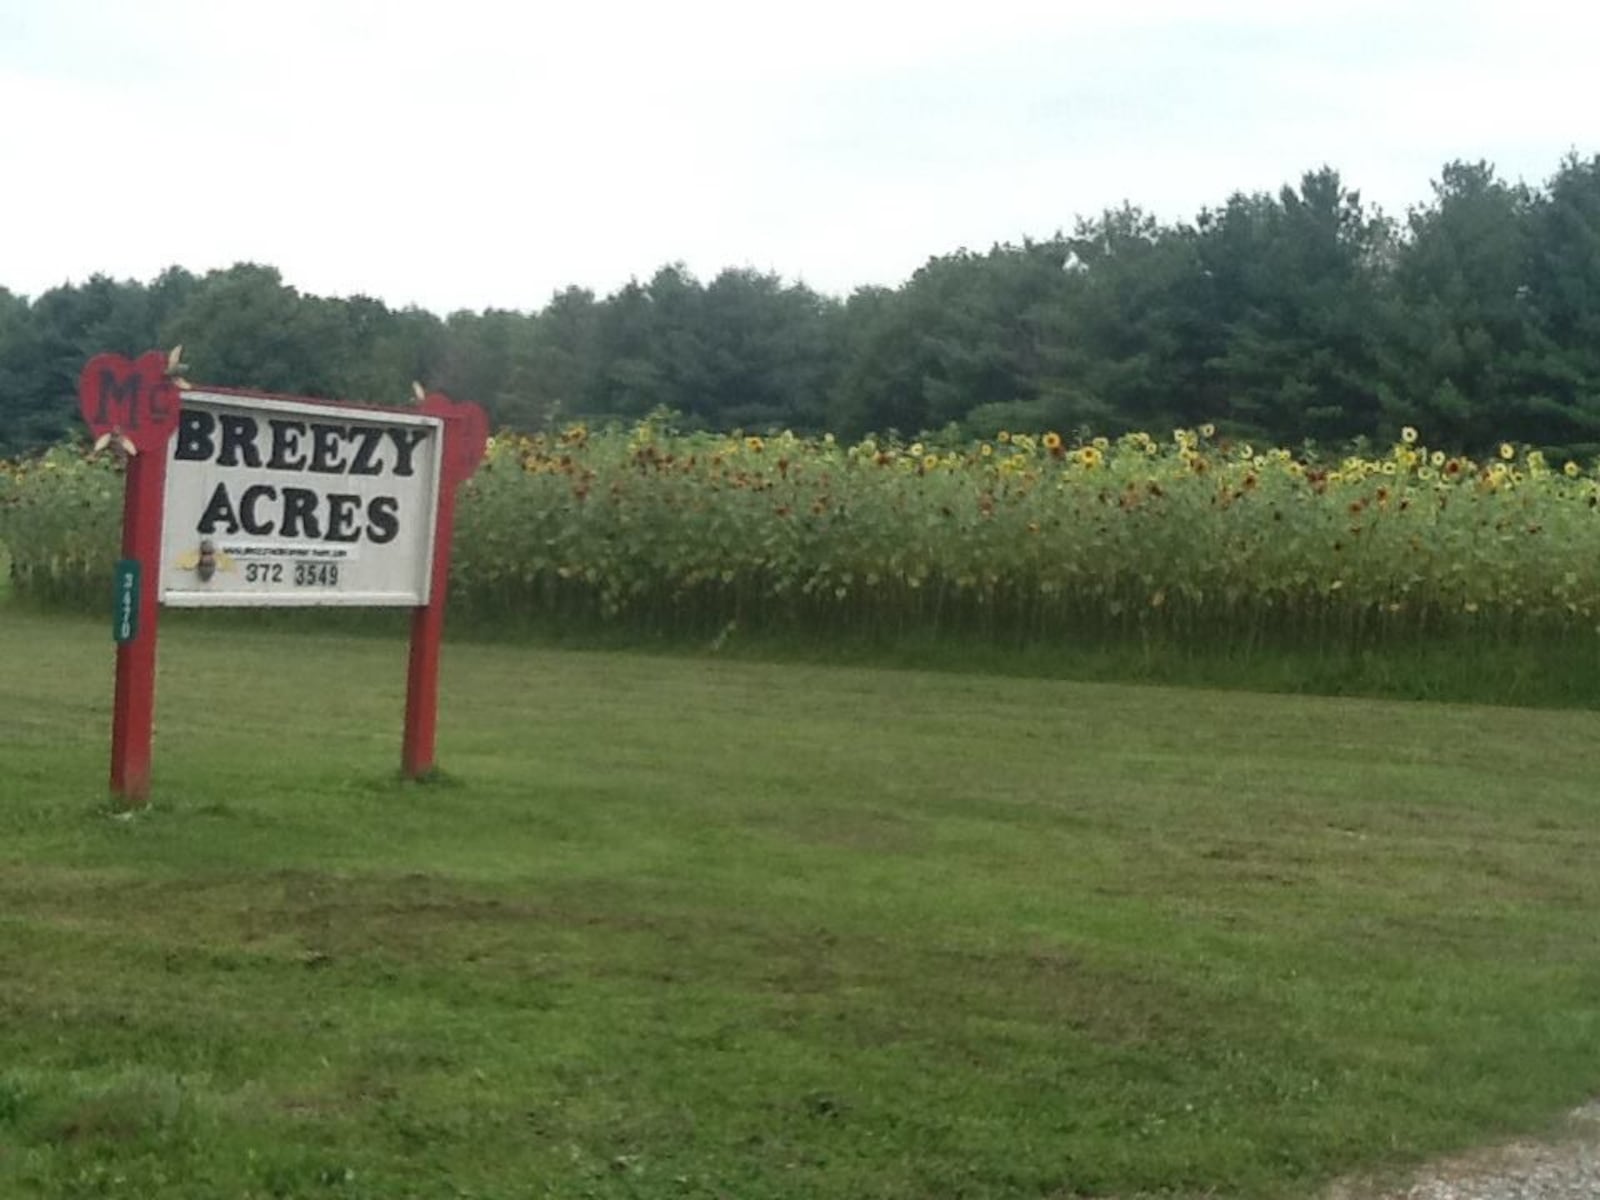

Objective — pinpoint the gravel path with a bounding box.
[1324,1103,1600,1200]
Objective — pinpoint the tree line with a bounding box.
[4,154,1599,459]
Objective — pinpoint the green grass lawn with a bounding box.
[2,609,1599,1198]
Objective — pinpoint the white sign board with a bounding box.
[159,390,443,607]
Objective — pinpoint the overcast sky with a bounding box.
[2,0,1596,314]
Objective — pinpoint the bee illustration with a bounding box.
[173,539,236,582]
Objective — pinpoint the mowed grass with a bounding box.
[2,611,1599,1199]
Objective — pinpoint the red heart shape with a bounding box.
[419,392,489,487]
[77,351,181,454]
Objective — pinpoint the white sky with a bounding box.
[2,0,1596,314]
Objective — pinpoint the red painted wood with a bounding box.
[401,476,454,777]
[109,445,170,803]
[78,351,181,454]
[78,352,181,807]
[401,394,488,779]
[421,393,490,487]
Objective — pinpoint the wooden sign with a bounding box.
[160,391,444,607]
[78,354,487,806]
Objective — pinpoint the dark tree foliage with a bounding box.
[5,153,1600,459]
[1049,205,1217,436]
[1380,161,1538,449]
[1519,155,1600,454]
[1195,169,1394,446]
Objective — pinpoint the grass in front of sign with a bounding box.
[3,610,1600,1199]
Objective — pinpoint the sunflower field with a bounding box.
[6,421,1600,647]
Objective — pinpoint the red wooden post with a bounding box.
[401,393,488,779]
[108,446,170,803]
[78,352,182,809]
[400,477,457,778]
